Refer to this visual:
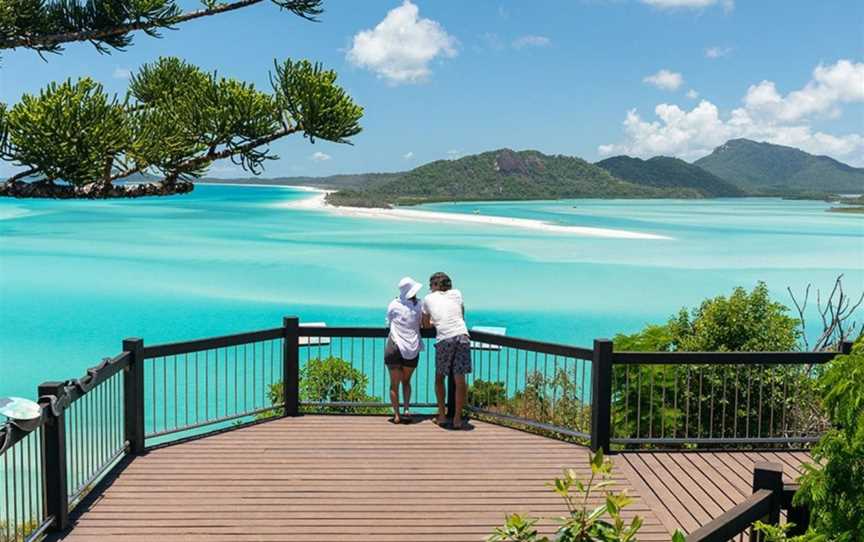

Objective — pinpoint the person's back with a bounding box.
[422,272,471,429]
[422,288,468,341]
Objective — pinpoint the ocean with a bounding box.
[1,184,862,400]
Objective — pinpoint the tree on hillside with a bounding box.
[0,0,322,57]
[0,57,362,198]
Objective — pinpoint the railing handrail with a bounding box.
[142,326,284,358]
[612,350,841,365]
[686,489,774,542]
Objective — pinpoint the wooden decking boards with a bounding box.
[57,416,811,541]
[618,450,810,537]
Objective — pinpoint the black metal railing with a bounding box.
[603,347,851,450]
[686,462,808,542]
[0,316,851,539]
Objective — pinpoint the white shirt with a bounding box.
[422,289,468,342]
[386,297,424,359]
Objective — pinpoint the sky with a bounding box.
[2,0,863,178]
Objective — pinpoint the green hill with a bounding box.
[596,155,746,197]
[694,139,864,195]
[326,149,703,208]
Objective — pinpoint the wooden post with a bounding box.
[283,316,300,416]
[841,341,854,355]
[750,462,783,542]
[590,339,614,453]
[38,381,69,532]
[123,338,145,454]
[786,497,810,536]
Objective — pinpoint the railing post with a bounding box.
[750,462,783,542]
[38,381,69,532]
[123,338,145,454]
[841,340,854,354]
[283,316,300,416]
[590,338,614,453]
[786,495,810,536]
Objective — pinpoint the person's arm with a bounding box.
[421,297,432,328]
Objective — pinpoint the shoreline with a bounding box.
[278,191,673,240]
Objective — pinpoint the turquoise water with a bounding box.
[1,185,862,400]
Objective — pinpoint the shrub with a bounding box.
[794,338,864,540]
[264,356,381,415]
[610,283,825,443]
[468,370,591,436]
[487,450,642,542]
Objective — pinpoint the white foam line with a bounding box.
[278,191,672,240]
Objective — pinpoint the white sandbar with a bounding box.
[278,191,672,240]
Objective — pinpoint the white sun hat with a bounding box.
[398,276,422,300]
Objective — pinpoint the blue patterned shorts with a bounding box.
[434,335,472,375]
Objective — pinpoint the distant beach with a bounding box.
[279,189,673,240]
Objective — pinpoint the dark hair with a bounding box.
[429,272,452,292]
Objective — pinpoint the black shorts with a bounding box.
[384,338,419,368]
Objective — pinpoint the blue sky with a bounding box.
[2,0,863,178]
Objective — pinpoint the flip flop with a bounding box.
[388,417,401,425]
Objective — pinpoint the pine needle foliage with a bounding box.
[0,0,323,56]
[0,56,362,194]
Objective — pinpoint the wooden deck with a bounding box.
[619,450,809,536]
[58,416,810,541]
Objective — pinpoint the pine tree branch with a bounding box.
[107,125,299,184]
[1,0,321,52]
[3,167,39,184]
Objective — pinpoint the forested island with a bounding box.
[312,140,864,208]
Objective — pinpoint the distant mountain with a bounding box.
[326,149,705,208]
[695,139,864,195]
[596,155,746,197]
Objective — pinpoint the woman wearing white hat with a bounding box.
[384,276,424,423]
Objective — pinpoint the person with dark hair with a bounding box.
[385,277,424,424]
[421,272,471,429]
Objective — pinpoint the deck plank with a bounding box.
[62,416,670,542]
[59,415,810,540]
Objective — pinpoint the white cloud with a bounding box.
[446,149,462,159]
[113,67,132,79]
[599,59,864,164]
[346,0,457,85]
[643,69,684,91]
[641,0,733,11]
[686,89,700,99]
[403,151,415,160]
[705,46,732,59]
[512,35,551,49]
[310,151,331,162]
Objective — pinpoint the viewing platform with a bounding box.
[0,319,850,542]
[57,416,807,541]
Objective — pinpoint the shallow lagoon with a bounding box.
[1,185,862,399]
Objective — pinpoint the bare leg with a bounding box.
[401,366,415,416]
[388,367,402,423]
[452,374,467,428]
[435,373,447,424]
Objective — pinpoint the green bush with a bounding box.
[264,356,381,415]
[793,338,864,541]
[487,450,642,542]
[468,370,591,436]
[611,283,825,443]
[468,379,507,408]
